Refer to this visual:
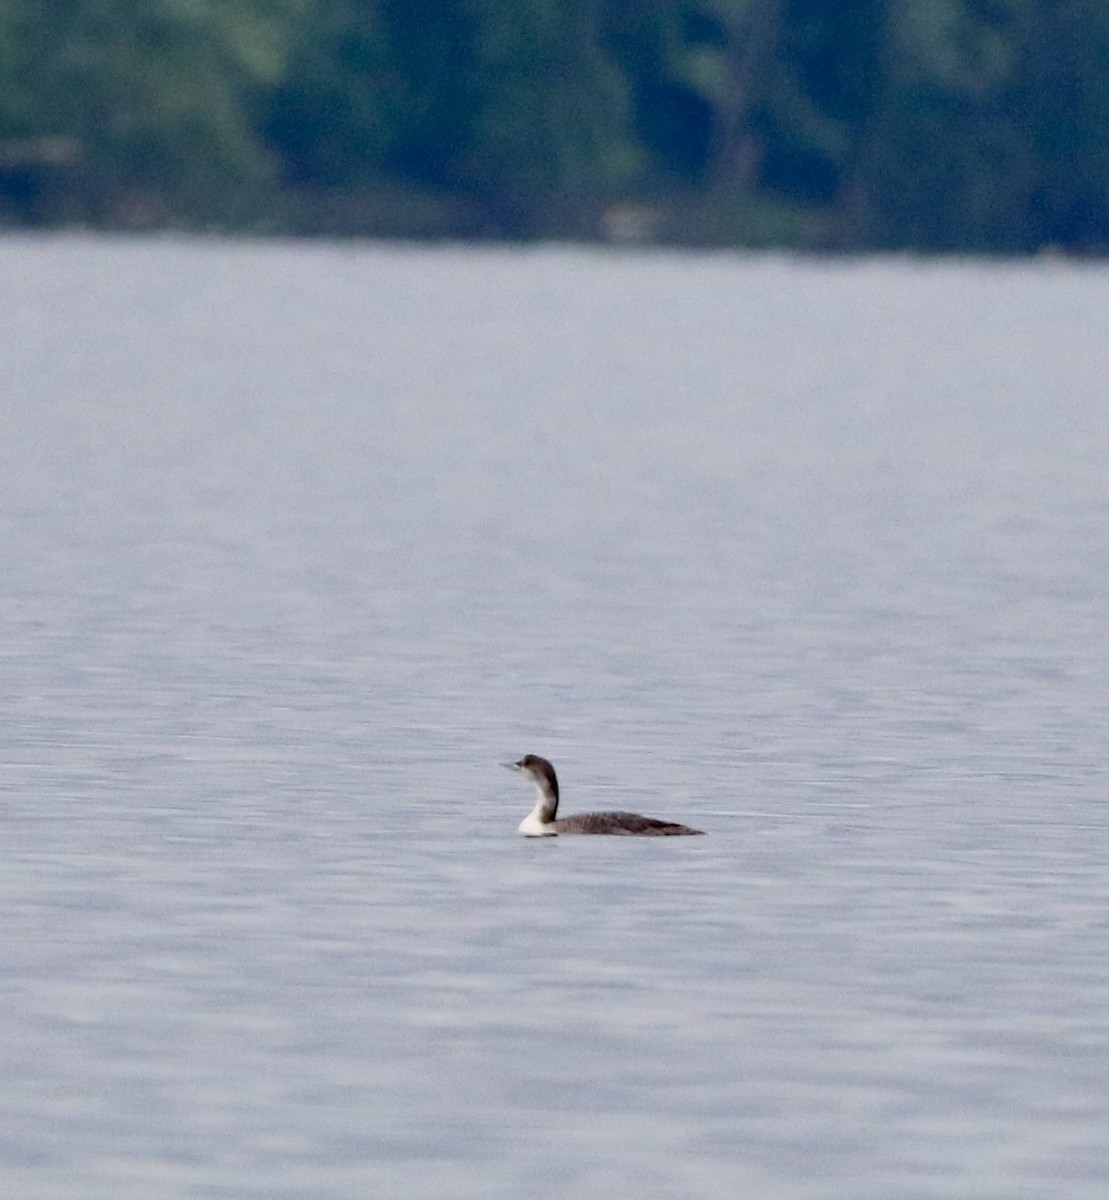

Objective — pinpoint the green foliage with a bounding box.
[266,0,639,235]
[827,0,1109,251]
[461,0,639,232]
[1012,0,1109,250]
[0,0,1107,250]
[1,0,304,226]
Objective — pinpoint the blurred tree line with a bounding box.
[1,0,1107,251]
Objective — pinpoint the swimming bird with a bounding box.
[502,754,704,837]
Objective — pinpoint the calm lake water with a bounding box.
[2,236,1108,1199]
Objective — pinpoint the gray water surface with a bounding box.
[2,238,1108,1198]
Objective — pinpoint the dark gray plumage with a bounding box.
[503,754,705,837]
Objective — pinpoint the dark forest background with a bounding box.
[2,0,1108,252]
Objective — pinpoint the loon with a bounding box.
[503,754,704,837]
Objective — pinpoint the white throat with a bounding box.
[518,779,558,837]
